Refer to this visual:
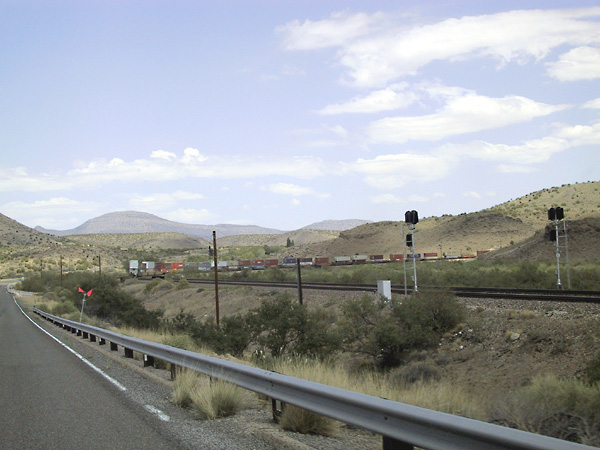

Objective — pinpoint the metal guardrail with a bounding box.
[32,307,597,450]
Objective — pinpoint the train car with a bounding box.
[198,261,212,271]
[298,257,313,266]
[389,254,404,262]
[422,252,439,261]
[171,262,184,272]
[332,256,352,265]
[238,259,252,269]
[265,259,279,268]
[369,255,385,263]
[226,260,240,270]
[314,257,330,267]
[352,255,368,264]
[251,259,266,270]
[282,257,297,268]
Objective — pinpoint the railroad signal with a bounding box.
[405,210,419,225]
[406,234,413,247]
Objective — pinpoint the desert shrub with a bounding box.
[338,290,465,368]
[390,360,442,385]
[246,293,341,358]
[176,278,190,290]
[279,405,340,436]
[51,301,78,316]
[490,375,600,445]
[143,278,163,293]
[205,315,252,357]
[162,333,198,353]
[585,351,600,385]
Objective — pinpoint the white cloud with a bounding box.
[276,11,389,51]
[370,194,401,204]
[546,46,600,81]
[1,197,99,228]
[317,83,419,114]
[150,150,176,161]
[583,97,600,109]
[497,165,539,174]
[129,191,205,211]
[268,182,315,196]
[353,153,451,189]
[367,93,568,143]
[279,8,600,88]
[163,208,214,224]
[463,191,482,199]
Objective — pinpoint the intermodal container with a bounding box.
[389,254,404,261]
[314,257,330,266]
[369,255,384,263]
[265,259,279,267]
[352,255,368,264]
[422,253,438,260]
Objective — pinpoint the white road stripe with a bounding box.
[144,404,171,422]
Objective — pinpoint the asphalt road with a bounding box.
[0,286,186,450]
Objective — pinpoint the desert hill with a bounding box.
[67,232,210,250]
[0,213,59,247]
[218,229,340,248]
[300,219,371,231]
[35,211,285,240]
[280,181,600,262]
[484,181,599,228]
[481,217,600,262]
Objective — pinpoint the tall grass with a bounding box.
[490,375,600,445]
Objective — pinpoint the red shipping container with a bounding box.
[389,254,404,261]
[265,259,279,267]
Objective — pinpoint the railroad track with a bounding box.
[141,277,600,304]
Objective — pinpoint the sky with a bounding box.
[1,1,599,231]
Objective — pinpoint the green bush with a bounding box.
[338,290,465,368]
[246,293,341,359]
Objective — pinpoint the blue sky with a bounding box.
[1,1,599,231]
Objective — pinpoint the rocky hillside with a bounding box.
[484,181,599,228]
[218,229,340,247]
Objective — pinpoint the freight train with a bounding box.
[130,251,489,276]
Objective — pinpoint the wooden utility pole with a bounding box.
[296,258,303,305]
[60,255,63,286]
[98,255,102,276]
[213,231,220,325]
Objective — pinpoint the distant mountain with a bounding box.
[35,211,285,240]
[301,219,372,231]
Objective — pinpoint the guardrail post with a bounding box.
[89,334,96,343]
[82,331,89,339]
[124,348,134,358]
[170,364,178,380]
[271,399,286,423]
[382,436,413,450]
[99,338,106,345]
[110,342,118,351]
[143,354,155,367]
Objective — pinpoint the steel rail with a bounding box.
[32,307,597,450]
[163,278,600,303]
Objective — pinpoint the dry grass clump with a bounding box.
[490,375,600,446]
[279,405,340,436]
[171,369,252,419]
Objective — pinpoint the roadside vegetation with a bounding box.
[14,263,600,446]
